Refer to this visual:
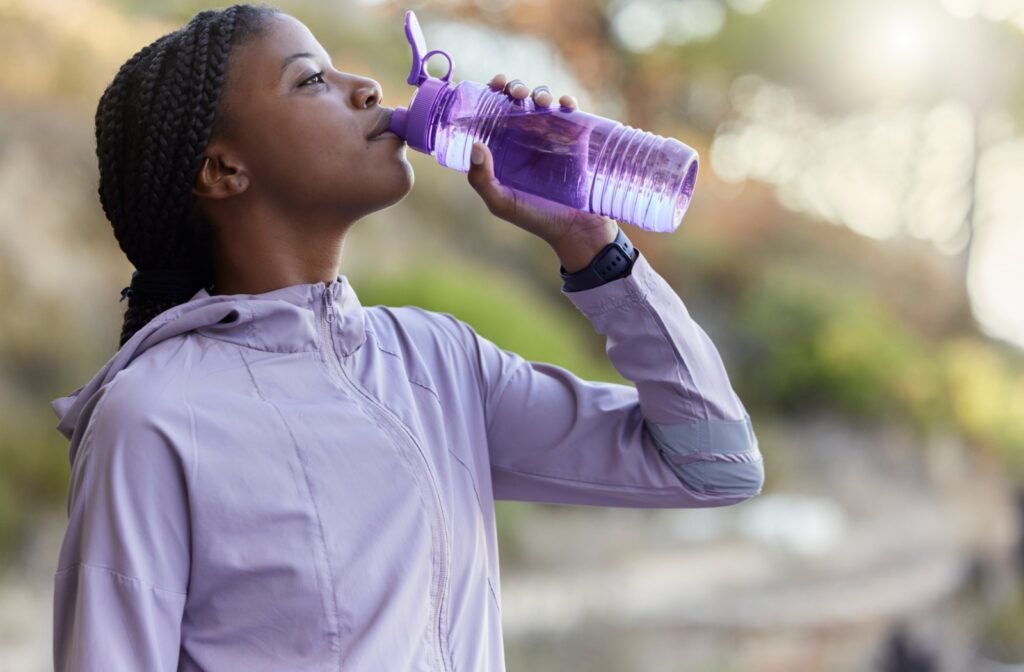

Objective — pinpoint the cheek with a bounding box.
[291,113,368,170]
[251,122,362,188]
[275,135,398,208]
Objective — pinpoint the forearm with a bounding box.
[561,249,763,499]
[561,248,748,424]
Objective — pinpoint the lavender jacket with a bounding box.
[50,249,763,671]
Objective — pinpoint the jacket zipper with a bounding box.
[320,287,453,672]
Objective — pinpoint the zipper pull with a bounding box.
[323,288,335,323]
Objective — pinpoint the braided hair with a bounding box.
[95,3,281,348]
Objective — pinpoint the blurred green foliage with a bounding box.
[943,339,1024,473]
[727,255,1024,478]
[733,264,951,428]
[976,585,1024,662]
[0,406,71,566]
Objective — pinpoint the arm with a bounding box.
[461,84,760,507]
[449,248,763,508]
[54,384,190,671]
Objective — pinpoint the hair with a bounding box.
[95,3,282,348]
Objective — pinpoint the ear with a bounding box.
[192,147,250,200]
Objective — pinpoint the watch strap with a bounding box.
[560,227,636,292]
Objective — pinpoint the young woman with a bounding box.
[50,4,764,671]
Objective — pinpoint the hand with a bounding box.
[466,73,620,269]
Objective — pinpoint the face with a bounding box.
[196,12,414,225]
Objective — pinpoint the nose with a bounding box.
[354,78,383,109]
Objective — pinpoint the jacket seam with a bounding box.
[639,298,712,421]
[490,462,698,494]
[184,353,198,487]
[661,450,763,465]
[71,377,192,594]
[363,330,443,404]
[447,449,485,518]
[182,337,199,595]
[54,561,187,597]
[236,347,344,666]
[484,370,518,439]
[407,377,441,401]
[423,313,478,364]
[399,308,485,408]
[193,331,320,354]
[486,576,501,613]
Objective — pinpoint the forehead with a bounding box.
[262,13,325,58]
[229,13,329,86]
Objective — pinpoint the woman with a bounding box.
[50,4,764,671]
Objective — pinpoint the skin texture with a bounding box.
[192,13,617,295]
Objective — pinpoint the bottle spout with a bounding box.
[389,107,408,137]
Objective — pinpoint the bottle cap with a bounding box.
[389,10,455,154]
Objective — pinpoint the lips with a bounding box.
[367,109,395,140]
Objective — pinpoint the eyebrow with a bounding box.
[280,52,319,71]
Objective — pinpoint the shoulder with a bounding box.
[363,304,477,361]
[80,337,198,466]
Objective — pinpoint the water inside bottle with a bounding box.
[434,91,697,232]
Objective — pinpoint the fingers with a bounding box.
[488,73,508,91]
[466,141,511,218]
[532,85,553,108]
[487,73,578,110]
[504,78,530,99]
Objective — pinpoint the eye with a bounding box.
[301,71,326,87]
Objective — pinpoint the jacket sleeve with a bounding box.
[449,248,763,509]
[53,382,191,672]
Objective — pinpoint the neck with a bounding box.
[207,206,353,296]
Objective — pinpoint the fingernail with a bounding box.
[471,144,484,165]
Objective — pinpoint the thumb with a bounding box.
[466,142,511,217]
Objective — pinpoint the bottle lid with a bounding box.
[388,11,455,154]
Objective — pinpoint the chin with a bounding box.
[398,160,415,197]
[371,164,415,212]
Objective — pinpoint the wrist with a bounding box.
[559,226,636,292]
[551,225,619,274]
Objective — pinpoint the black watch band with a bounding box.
[560,227,636,292]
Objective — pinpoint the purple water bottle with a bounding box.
[388,11,699,233]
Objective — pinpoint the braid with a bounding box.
[94,3,280,348]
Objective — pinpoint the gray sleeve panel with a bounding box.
[646,414,765,498]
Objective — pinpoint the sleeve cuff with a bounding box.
[560,247,656,317]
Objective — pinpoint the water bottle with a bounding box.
[387,11,699,233]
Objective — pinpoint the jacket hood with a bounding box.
[50,273,367,449]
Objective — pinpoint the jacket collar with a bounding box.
[192,273,367,357]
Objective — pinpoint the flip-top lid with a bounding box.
[388,10,455,154]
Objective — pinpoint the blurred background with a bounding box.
[2,0,1023,669]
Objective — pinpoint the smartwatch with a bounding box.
[560,227,636,292]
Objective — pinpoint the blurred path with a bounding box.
[499,414,1023,671]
